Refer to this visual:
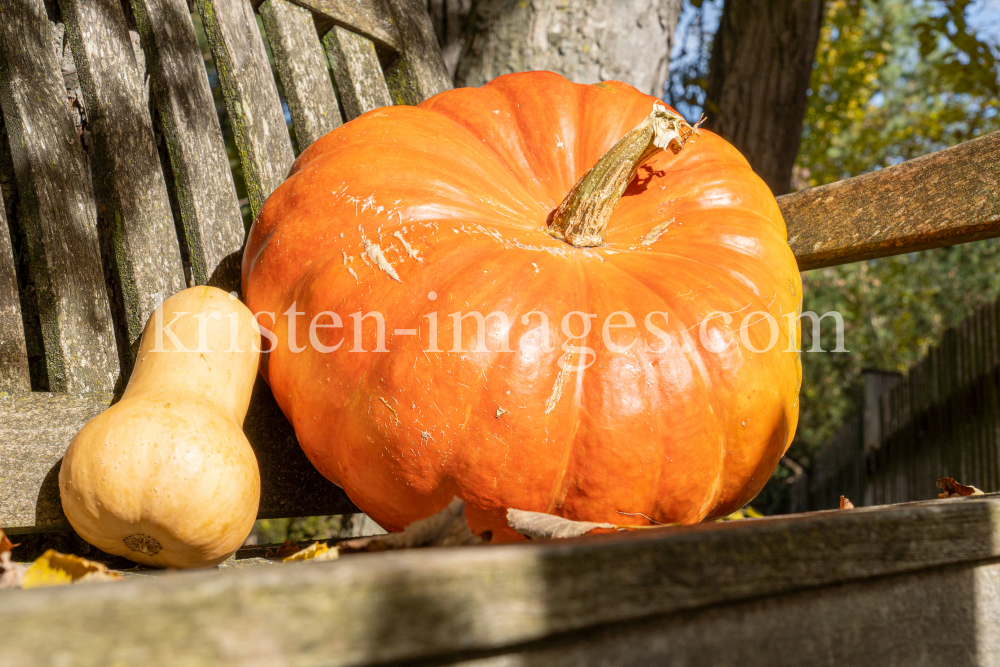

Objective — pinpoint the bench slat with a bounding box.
[259,0,343,150]
[59,0,187,348]
[284,0,399,51]
[0,162,29,394]
[197,0,295,217]
[2,495,998,664]
[782,129,1000,271]
[323,25,392,121]
[382,0,451,105]
[0,0,120,394]
[0,382,357,530]
[130,0,246,292]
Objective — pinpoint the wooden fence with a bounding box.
[799,299,1000,510]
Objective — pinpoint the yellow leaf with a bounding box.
[22,550,123,589]
[284,542,339,563]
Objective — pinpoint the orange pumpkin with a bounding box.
[242,71,801,540]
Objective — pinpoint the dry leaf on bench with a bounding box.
[267,540,303,559]
[717,506,765,521]
[507,509,616,539]
[0,526,16,555]
[937,477,985,498]
[840,496,855,509]
[284,542,339,563]
[21,550,123,589]
[0,551,27,590]
[338,497,485,553]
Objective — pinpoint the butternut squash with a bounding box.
[59,287,261,568]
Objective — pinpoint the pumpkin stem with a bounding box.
[547,103,697,248]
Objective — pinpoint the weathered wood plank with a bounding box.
[0,0,120,393]
[129,0,246,292]
[453,560,1000,666]
[282,0,400,51]
[196,0,295,216]
[782,129,1000,271]
[382,0,451,106]
[259,0,342,150]
[0,382,357,529]
[323,25,392,120]
[2,494,1000,665]
[0,392,111,529]
[58,0,187,346]
[0,160,29,394]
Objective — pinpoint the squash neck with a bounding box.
[547,103,696,248]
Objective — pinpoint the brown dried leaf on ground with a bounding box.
[840,496,855,509]
[338,497,485,553]
[0,526,16,555]
[21,550,123,589]
[507,509,616,539]
[284,542,339,563]
[936,477,985,498]
[267,540,302,559]
[0,551,27,590]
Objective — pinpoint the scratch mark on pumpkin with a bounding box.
[544,365,572,415]
[496,407,507,418]
[642,218,675,246]
[378,396,400,425]
[362,235,401,282]
[461,405,472,429]
[392,231,423,264]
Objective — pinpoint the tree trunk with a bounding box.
[704,0,825,196]
[426,0,472,79]
[454,0,683,98]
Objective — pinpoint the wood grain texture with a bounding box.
[196,0,295,216]
[782,129,1000,271]
[283,0,400,51]
[0,382,357,529]
[0,160,29,394]
[427,0,472,77]
[323,25,392,120]
[129,0,246,292]
[382,0,451,105]
[58,0,187,346]
[454,560,1000,666]
[0,0,120,393]
[2,494,1000,665]
[0,392,112,529]
[259,0,342,150]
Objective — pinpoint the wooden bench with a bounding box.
[0,0,449,531]
[2,0,1000,660]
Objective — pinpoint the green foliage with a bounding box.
[252,515,355,545]
[797,0,1000,188]
[756,0,1000,512]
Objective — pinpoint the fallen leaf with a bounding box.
[840,496,855,509]
[284,542,339,563]
[507,509,616,539]
[0,526,16,555]
[936,477,985,498]
[267,540,302,559]
[717,506,765,521]
[21,550,123,589]
[0,551,27,590]
[338,497,485,553]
